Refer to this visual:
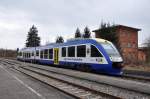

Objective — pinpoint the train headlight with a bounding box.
[110,56,123,62]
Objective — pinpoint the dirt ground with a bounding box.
[123,63,150,72]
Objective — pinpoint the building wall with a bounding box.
[138,50,146,62]
[116,27,138,64]
[94,25,140,64]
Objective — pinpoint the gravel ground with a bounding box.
[1,59,150,99]
[0,63,75,99]
[123,69,150,77]
[24,66,150,99]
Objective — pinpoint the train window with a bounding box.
[77,45,86,57]
[91,45,103,57]
[62,47,66,57]
[19,52,22,56]
[68,46,75,57]
[49,49,53,59]
[40,50,43,58]
[32,52,34,56]
[25,53,27,58]
[24,53,25,58]
[27,53,29,58]
[23,53,25,58]
[29,53,31,58]
[44,49,48,59]
[28,53,30,58]
[27,53,28,58]
[36,50,39,56]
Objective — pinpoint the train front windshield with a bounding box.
[101,43,121,57]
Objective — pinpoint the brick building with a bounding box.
[93,25,141,64]
[138,47,146,62]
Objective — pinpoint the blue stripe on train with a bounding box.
[38,59,54,65]
[59,61,122,75]
[37,59,122,75]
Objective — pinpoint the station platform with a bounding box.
[0,64,75,99]
[0,65,43,99]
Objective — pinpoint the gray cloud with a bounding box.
[0,0,150,49]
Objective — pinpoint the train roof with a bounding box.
[19,38,110,52]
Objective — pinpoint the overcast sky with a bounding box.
[0,0,150,49]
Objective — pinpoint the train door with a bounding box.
[54,48,59,65]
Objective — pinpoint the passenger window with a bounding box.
[28,53,30,58]
[19,52,22,56]
[27,53,29,58]
[32,52,34,56]
[25,53,27,58]
[68,46,75,57]
[44,49,48,59]
[40,50,43,58]
[49,49,53,59]
[29,53,31,58]
[62,47,66,57]
[77,45,86,57]
[91,45,103,57]
[23,53,25,58]
[36,50,39,56]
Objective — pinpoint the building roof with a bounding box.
[92,24,141,32]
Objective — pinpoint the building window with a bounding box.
[77,45,86,57]
[68,46,75,57]
[91,45,102,57]
[49,49,53,59]
[62,47,66,57]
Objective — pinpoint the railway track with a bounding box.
[122,74,150,83]
[1,59,150,99]
[3,58,150,83]
[0,59,121,99]
[10,59,150,84]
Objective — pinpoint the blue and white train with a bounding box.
[17,38,123,75]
